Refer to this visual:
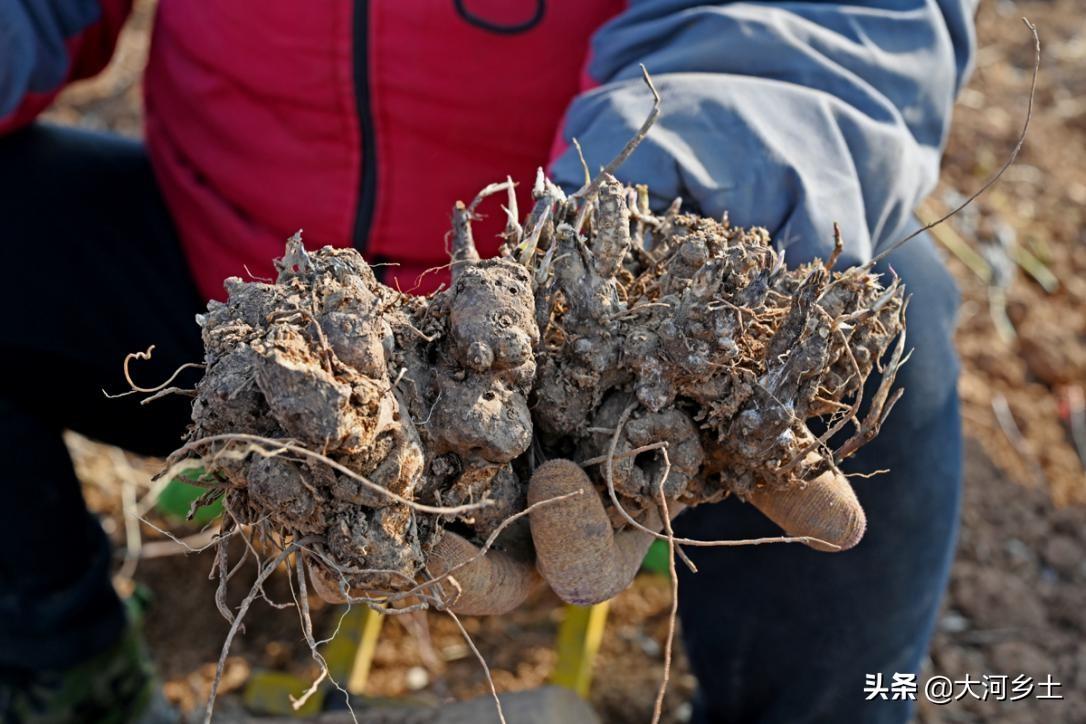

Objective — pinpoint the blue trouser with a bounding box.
[675,232,963,723]
[0,125,962,724]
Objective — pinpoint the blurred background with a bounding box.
[47,0,1085,721]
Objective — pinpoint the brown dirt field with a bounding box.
[51,0,1085,721]
[919,440,1086,724]
[935,1,1086,507]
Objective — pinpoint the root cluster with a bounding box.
[164,166,905,598]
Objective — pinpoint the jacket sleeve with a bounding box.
[550,0,977,265]
[0,0,132,134]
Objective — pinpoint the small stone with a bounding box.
[940,610,970,633]
[405,666,430,691]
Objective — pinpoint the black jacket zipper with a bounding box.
[352,0,377,255]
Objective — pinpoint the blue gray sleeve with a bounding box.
[0,0,118,128]
[550,0,978,266]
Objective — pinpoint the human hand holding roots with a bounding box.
[159,152,906,617]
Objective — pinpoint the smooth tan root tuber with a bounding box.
[746,469,866,552]
[528,460,664,605]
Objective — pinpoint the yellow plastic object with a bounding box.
[242,669,324,717]
[551,602,611,697]
[243,604,385,716]
[334,606,386,694]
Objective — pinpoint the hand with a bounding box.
[304,528,542,614]
[304,458,674,613]
[523,459,867,601]
[419,459,681,612]
[307,458,865,612]
[744,463,866,553]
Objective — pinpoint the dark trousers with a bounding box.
[0,124,963,723]
[0,125,205,671]
[675,221,963,721]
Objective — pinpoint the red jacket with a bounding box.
[2,0,622,298]
[3,0,975,299]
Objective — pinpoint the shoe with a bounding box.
[0,591,179,724]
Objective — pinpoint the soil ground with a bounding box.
[48,0,1086,721]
